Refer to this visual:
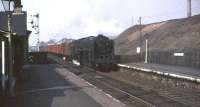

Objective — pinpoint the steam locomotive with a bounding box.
[71,34,117,70]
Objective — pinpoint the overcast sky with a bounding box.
[15,0,200,45]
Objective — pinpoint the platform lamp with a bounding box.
[2,0,15,96]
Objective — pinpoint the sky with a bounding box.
[2,0,200,46]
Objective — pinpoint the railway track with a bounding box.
[95,78,155,107]
[116,67,200,106]
[64,64,153,107]
[48,55,200,106]
[64,64,192,107]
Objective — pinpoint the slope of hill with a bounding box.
[115,15,200,55]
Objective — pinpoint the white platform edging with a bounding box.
[118,64,200,83]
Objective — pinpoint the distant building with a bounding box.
[29,46,39,52]
[57,38,74,44]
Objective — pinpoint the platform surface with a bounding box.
[4,64,102,107]
[123,63,200,79]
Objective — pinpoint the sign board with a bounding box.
[0,11,27,36]
[0,12,8,32]
[174,53,184,57]
[136,47,141,54]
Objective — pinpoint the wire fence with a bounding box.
[117,48,200,68]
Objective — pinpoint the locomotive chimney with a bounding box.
[187,0,191,17]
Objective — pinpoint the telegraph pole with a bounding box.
[139,17,142,62]
[187,0,192,17]
[139,17,142,47]
[136,17,142,56]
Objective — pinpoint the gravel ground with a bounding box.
[99,68,200,106]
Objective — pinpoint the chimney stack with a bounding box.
[187,0,191,17]
[14,0,23,13]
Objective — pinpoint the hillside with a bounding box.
[115,15,200,55]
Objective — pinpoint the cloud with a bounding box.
[82,17,123,36]
[22,0,200,45]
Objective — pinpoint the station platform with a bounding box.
[3,64,103,107]
[119,63,200,83]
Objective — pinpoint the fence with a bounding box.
[117,49,200,68]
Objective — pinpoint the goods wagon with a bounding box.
[40,42,72,58]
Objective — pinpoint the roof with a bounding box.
[0,29,8,36]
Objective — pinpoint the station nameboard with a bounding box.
[174,52,184,57]
[136,47,141,54]
[0,11,27,36]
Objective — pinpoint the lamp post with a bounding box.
[144,34,149,64]
[2,0,14,96]
[145,39,148,63]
